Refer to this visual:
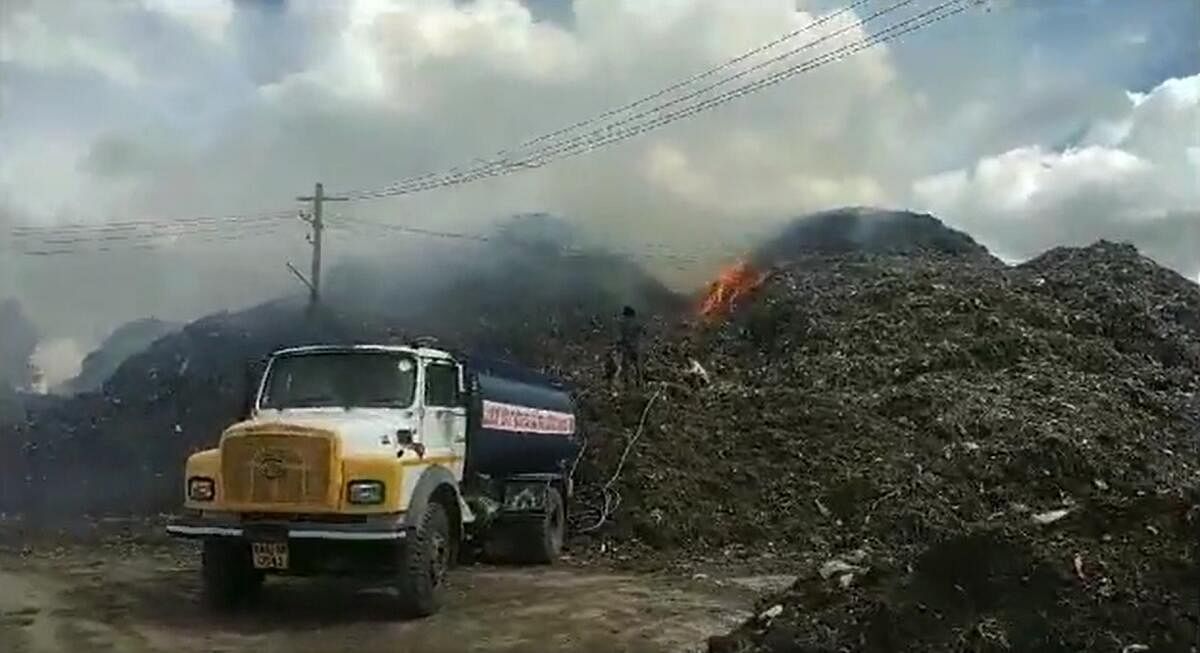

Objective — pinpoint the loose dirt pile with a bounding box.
[562,241,1198,652]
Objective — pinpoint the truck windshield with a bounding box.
[259,351,417,409]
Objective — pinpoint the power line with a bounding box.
[406,0,978,196]
[9,209,296,237]
[14,221,291,257]
[334,0,879,200]
[427,0,972,196]
[11,214,296,246]
[7,0,985,269]
[337,215,731,269]
[498,0,983,172]
[285,0,981,273]
[334,0,977,202]
[508,0,877,156]
[381,0,915,196]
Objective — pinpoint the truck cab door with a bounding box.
[420,359,468,478]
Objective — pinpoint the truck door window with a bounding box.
[424,362,460,407]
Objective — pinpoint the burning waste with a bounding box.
[572,239,1200,653]
[697,260,768,321]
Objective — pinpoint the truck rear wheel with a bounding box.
[520,486,565,564]
[396,501,451,618]
[201,539,263,611]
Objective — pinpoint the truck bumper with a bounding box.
[168,513,413,576]
[166,513,409,541]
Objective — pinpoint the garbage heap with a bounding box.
[568,241,1198,652]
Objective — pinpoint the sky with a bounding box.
[1,0,1198,381]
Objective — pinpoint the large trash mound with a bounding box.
[564,242,1198,652]
[750,207,991,265]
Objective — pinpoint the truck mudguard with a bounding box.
[405,465,461,529]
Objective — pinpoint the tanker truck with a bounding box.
[165,343,580,617]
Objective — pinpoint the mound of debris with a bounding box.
[751,207,991,265]
[567,241,1198,651]
[1018,241,1200,371]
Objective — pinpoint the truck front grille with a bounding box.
[221,431,335,508]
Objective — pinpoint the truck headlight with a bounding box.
[347,480,385,505]
[188,477,215,501]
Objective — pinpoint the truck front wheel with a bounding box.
[396,501,451,618]
[201,539,263,611]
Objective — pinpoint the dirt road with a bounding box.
[0,536,763,653]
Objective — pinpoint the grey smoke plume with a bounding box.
[1,0,1197,347]
[0,298,38,391]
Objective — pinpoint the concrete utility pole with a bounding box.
[293,182,348,309]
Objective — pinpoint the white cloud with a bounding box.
[141,0,234,44]
[915,145,1156,218]
[0,10,140,85]
[913,74,1200,279]
[266,0,584,108]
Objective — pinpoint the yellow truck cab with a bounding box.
[166,344,579,617]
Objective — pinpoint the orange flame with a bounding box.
[698,260,768,320]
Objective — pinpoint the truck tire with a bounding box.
[201,539,262,611]
[396,500,451,618]
[520,486,565,564]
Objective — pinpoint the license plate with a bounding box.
[251,542,289,570]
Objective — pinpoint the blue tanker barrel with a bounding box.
[463,360,580,478]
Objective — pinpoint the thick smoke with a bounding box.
[0,299,38,391]
[1,0,1197,348]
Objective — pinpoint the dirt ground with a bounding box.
[0,532,768,653]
